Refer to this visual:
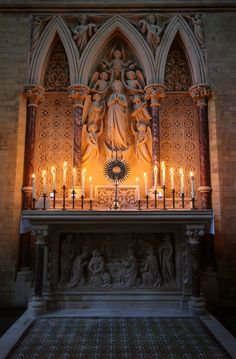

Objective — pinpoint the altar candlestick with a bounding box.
[136,177,140,201]
[42,170,47,194]
[190,172,195,198]
[153,165,158,191]
[63,161,67,186]
[72,168,76,191]
[81,168,86,196]
[170,167,174,190]
[143,172,148,196]
[32,174,36,199]
[51,166,56,190]
[89,176,93,200]
[180,168,184,194]
[161,161,166,186]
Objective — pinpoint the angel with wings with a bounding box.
[131,121,152,164]
[82,92,106,127]
[82,121,103,164]
[139,14,164,52]
[123,70,145,93]
[73,15,97,53]
[89,71,111,94]
[101,46,133,80]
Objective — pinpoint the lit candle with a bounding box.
[81,168,86,196]
[161,161,166,186]
[153,164,158,191]
[51,166,56,190]
[190,171,195,198]
[180,168,184,194]
[42,170,47,194]
[170,167,174,190]
[143,172,148,196]
[32,174,36,199]
[63,161,67,187]
[136,177,140,200]
[72,168,76,191]
[89,176,93,200]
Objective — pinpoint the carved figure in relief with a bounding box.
[82,122,103,164]
[140,247,161,287]
[82,93,105,126]
[88,249,111,287]
[131,95,152,124]
[106,80,129,152]
[60,236,74,284]
[131,121,152,164]
[73,15,97,53]
[89,71,110,93]
[159,235,175,284]
[122,249,139,287]
[67,251,89,287]
[31,16,52,53]
[123,70,144,93]
[139,15,164,52]
[102,48,131,80]
[185,14,205,47]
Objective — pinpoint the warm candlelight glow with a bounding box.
[63,161,67,186]
[51,166,56,190]
[42,170,47,194]
[190,171,195,198]
[143,172,148,196]
[32,173,36,199]
[153,164,158,190]
[81,168,86,196]
[161,161,166,186]
[180,168,184,194]
[170,167,174,190]
[89,176,93,200]
[72,167,76,191]
[136,177,140,200]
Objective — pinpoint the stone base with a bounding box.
[189,296,206,316]
[28,296,46,317]
[201,269,219,306]
[14,269,33,306]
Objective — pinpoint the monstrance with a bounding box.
[104,157,130,210]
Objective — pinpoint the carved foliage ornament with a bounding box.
[189,84,210,102]
[24,85,45,106]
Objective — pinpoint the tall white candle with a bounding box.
[180,168,184,194]
[161,161,166,186]
[42,170,47,194]
[136,177,140,200]
[170,167,174,190]
[51,166,56,190]
[143,172,148,196]
[72,168,76,191]
[32,174,36,199]
[63,161,67,187]
[190,172,195,198]
[89,176,93,200]
[81,168,86,196]
[153,164,158,191]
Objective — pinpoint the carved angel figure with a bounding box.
[82,122,103,164]
[82,93,105,126]
[123,70,145,93]
[131,121,152,164]
[131,95,152,124]
[139,14,164,52]
[31,16,52,53]
[73,15,97,53]
[102,47,132,80]
[89,71,110,93]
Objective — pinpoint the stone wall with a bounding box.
[0,5,236,307]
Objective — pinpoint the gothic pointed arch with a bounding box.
[156,15,206,85]
[78,15,155,85]
[28,15,79,85]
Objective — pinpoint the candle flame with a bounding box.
[32,173,35,179]
[154,164,158,174]
[73,167,76,175]
[63,161,67,169]
[190,171,194,177]
[143,172,147,179]
[89,176,92,182]
[42,170,46,177]
[51,166,55,174]
[136,177,139,182]
[161,161,165,169]
[82,168,86,175]
[170,167,173,174]
[179,168,183,175]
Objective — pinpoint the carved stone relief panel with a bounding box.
[34,93,73,196]
[57,233,176,289]
[44,39,70,92]
[160,93,200,199]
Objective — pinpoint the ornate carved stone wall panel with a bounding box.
[160,93,200,199]
[56,233,176,289]
[44,39,70,92]
[34,93,73,196]
[164,41,192,92]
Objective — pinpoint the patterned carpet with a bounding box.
[7,317,231,359]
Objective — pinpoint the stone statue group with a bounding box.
[59,234,175,289]
[81,44,152,164]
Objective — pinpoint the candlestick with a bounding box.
[89,199,93,210]
[190,171,195,199]
[153,164,158,191]
[42,170,47,195]
[136,177,140,201]
[181,192,185,209]
[81,195,84,209]
[180,168,184,194]
[62,185,66,210]
[162,185,166,210]
[143,172,148,196]
[72,167,76,191]
[72,190,75,209]
[138,199,141,210]
[146,194,149,209]
[51,166,56,191]
[32,174,36,199]
[161,161,165,187]
[53,189,56,209]
[172,189,175,209]
[154,190,157,209]
[63,161,67,187]
[170,167,174,191]
[43,193,46,210]
[81,168,86,196]
[89,176,93,200]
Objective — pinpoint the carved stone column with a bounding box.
[145,84,166,180]
[68,84,90,182]
[28,226,48,316]
[186,225,205,315]
[23,85,45,209]
[189,84,211,209]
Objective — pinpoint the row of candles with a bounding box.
[31,161,196,210]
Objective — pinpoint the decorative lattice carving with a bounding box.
[95,186,137,209]
[44,40,70,92]
[164,41,192,92]
[34,94,73,196]
[160,93,199,199]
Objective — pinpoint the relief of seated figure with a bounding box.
[67,251,89,288]
[88,249,111,287]
[121,249,140,287]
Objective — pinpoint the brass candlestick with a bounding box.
[43,194,47,210]
[181,192,185,208]
[32,198,36,210]
[72,190,76,209]
[146,195,149,209]
[81,195,84,209]
[62,185,66,210]
[89,199,93,210]
[154,190,157,209]
[172,189,175,209]
[162,185,166,210]
[191,197,196,209]
[53,189,56,209]
[138,199,141,210]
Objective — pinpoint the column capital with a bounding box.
[189,84,210,106]
[24,84,45,107]
[186,225,205,244]
[144,83,166,107]
[68,84,90,108]
[32,226,48,245]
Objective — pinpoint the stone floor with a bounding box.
[4,317,233,359]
